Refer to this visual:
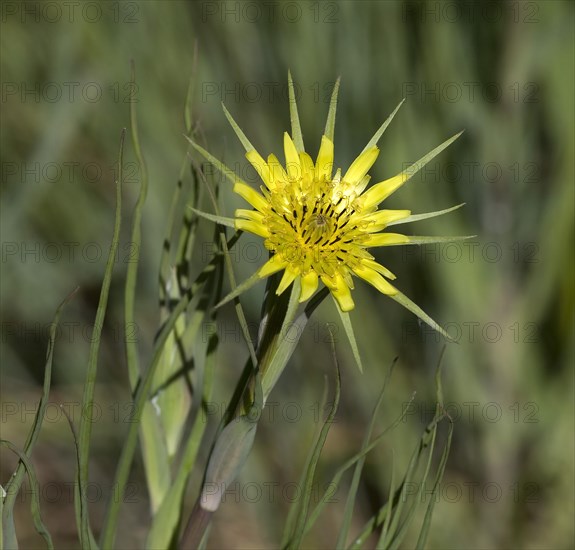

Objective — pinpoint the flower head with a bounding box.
[188,76,469,331]
[234,131,414,311]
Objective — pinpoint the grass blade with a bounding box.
[124,61,171,514]
[376,450,396,549]
[1,440,54,549]
[336,359,397,547]
[285,337,341,549]
[305,392,416,537]
[75,129,126,549]
[2,287,77,521]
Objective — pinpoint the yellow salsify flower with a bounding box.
[234,132,412,311]
[188,75,472,334]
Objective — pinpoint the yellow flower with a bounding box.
[188,76,469,327]
[234,132,413,311]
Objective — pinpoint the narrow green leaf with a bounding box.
[387,203,465,226]
[2,287,77,529]
[286,343,341,549]
[124,62,171,515]
[350,396,449,550]
[288,70,304,152]
[361,99,405,154]
[189,207,236,228]
[262,284,330,400]
[77,129,126,550]
[324,77,341,142]
[336,359,397,547]
[387,421,439,550]
[183,42,198,133]
[100,232,236,548]
[259,279,302,400]
[191,153,258,368]
[388,290,453,341]
[60,407,98,550]
[192,157,259,368]
[222,103,255,152]
[146,260,222,549]
[281,378,330,548]
[377,450,396,549]
[100,289,192,549]
[415,347,451,549]
[335,305,364,373]
[306,392,416,537]
[1,440,54,549]
[416,421,453,550]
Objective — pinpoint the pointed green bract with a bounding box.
[335,305,364,373]
[324,77,341,142]
[361,99,405,154]
[190,207,236,228]
[400,130,464,181]
[186,136,242,186]
[387,203,466,226]
[288,70,305,152]
[214,270,262,309]
[391,235,476,246]
[222,103,255,152]
[388,289,453,341]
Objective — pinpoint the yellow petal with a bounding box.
[267,153,289,186]
[361,172,410,208]
[235,219,270,238]
[246,150,273,189]
[235,209,265,223]
[362,259,396,280]
[258,256,288,278]
[299,270,318,302]
[276,267,298,296]
[355,175,371,195]
[284,132,301,180]
[343,146,379,186]
[299,152,315,179]
[365,233,410,247]
[233,182,268,213]
[361,209,411,231]
[322,273,355,312]
[352,263,398,295]
[315,135,334,181]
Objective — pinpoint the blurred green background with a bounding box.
[1,0,573,548]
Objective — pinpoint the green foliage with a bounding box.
[2,2,573,548]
